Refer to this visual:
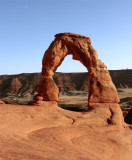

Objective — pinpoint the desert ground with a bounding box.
[59,88,132,105]
[0,96,132,160]
[0,89,132,160]
[1,88,132,115]
[59,88,132,115]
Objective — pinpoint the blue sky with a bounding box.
[0,0,132,75]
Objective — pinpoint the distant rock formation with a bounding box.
[0,70,132,97]
[10,78,22,94]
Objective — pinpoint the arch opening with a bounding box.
[56,54,87,73]
[55,54,89,112]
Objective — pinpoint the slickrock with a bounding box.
[0,104,132,160]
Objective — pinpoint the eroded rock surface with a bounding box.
[28,33,125,127]
[33,33,119,106]
[0,104,132,160]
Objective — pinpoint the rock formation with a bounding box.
[10,78,22,94]
[0,33,131,160]
[31,33,125,126]
[0,100,5,104]
[33,33,119,102]
[0,70,132,97]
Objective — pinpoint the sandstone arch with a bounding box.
[33,33,119,108]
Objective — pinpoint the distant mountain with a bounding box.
[0,69,132,97]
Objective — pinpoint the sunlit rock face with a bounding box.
[33,33,119,106]
[0,100,5,104]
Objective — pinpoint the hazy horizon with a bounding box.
[0,68,132,76]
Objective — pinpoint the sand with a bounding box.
[0,104,132,160]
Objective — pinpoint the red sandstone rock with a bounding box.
[33,33,119,106]
[88,103,120,108]
[0,100,5,104]
[10,78,22,94]
[33,94,43,101]
[0,104,131,160]
[38,77,59,101]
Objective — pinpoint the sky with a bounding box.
[0,0,132,75]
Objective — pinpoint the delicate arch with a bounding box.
[33,33,119,107]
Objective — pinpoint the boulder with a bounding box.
[0,100,5,104]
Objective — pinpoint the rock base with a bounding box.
[28,100,57,106]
